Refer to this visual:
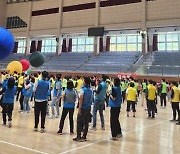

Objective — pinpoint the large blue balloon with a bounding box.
[0,27,14,60]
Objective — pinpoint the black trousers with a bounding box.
[127,101,136,112]
[2,103,14,124]
[34,101,47,129]
[122,91,126,103]
[171,102,180,120]
[16,87,22,101]
[59,108,74,132]
[77,109,90,138]
[105,94,109,107]
[19,94,24,111]
[110,107,122,137]
[147,100,156,117]
[160,93,167,107]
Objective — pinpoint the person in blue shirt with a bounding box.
[109,78,122,140]
[73,77,93,142]
[23,77,35,113]
[0,77,17,128]
[34,71,50,133]
[57,80,77,135]
[91,74,108,131]
[50,74,62,118]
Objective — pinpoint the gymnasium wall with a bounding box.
[0,0,7,27]
[6,2,31,37]
[5,0,180,36]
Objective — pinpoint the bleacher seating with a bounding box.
[0,51,141,73]
[148,51,180,75]
[78,52,141,73]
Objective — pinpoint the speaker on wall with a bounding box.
[88,27,104,37]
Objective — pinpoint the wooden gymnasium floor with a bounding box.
[0,96,179,154]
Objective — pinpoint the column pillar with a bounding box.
[26,1,33,55]
[0,0,7,27]
[57,0,63,55]
[25,37,31,55]
[103,36,107,52]
[94,37,100,56]
[142,32,148,55]
[148,33,153,53]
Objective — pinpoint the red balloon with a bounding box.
[20,59,30,71]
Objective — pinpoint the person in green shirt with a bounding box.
[62,77,67,91]
[160,79,167,108]
[141,79,147,107]
[121,79,126,103]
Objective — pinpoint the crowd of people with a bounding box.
[0,71,179,142]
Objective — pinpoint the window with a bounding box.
[41,38,56,53]
[17,40,26,53]
[158,32,179,51]
[6,16,27,29]
[72,37,94,52]
[110,34,142,52]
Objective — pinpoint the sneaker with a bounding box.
[176,122,180,125]
[81,136,87,142]
[111,137,118,141]
[73,137,82,142]
[90,127,97,131]
[57,130,62,135]
[70,132,74,135]
[117,134,123,138]
[19,110,23,113]
[169,119,176,122]
[33,128,38,132]
[41,128,46,133]
[147,116,151,119]
[101,126,105,130]
[49,115,55,119]
[55,115,59,118]
[2,123,6,127]
[8,121,12,128]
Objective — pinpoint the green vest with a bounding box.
[142,82,147,90]
[62,78,67,88]
[161,82,167,93]
[121,82,126,91]
[134,83,138,90]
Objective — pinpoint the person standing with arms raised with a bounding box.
[34,71,50,133]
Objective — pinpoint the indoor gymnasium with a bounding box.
[0,0,179,154]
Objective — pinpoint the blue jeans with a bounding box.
[51,96,60,116]
[23,96,30,112]
[92,100,105,128]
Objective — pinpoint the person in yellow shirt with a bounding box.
[146,80,156,119]
[126,82,137,117]
[1,72,5,83]
[13,71,18,80]
[16,72,25,102]
[170,81,180,122]
[76,76,83,95]
[38,72,42,80]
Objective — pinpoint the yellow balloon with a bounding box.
[7,61,22,75]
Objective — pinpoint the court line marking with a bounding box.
[0,140,48,154]
[59,119,168,154]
